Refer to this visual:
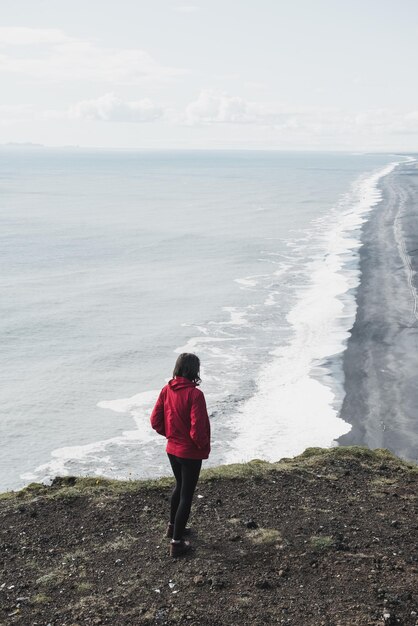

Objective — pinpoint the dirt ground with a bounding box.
[1,446,417,626]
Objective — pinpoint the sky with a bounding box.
[1,0,418,150]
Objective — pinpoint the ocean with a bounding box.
[0,149,404,492]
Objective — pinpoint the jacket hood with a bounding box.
[168,376,197,390]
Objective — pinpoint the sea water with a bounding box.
[0,149,403,491]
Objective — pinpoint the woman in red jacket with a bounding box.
[150,352,211,557]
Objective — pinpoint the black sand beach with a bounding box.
[338,157,418,462]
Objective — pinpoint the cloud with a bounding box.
[0,103,35,126]
[0,27,187,84]
[183,90,418,148]
[0,27,72,46]
[174,6,199,13]
[68,93,164,123]
[185,90,284,125]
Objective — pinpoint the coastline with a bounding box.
[338,157,418,462]
[2,152,407,492]
[225,160,401,465]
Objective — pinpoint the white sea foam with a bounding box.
[225,160,403,464]
[264,291,278,306]
[21,389,163,484]
[209,307,249,327]
[234,276,259,288]
[20,158,409,488]
[174,336,241,354]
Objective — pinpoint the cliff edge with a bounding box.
[1,447,417,626]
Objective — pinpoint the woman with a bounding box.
[150,352,211,557]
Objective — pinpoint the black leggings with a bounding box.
[167,453,202,541]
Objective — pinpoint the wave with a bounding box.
[22,158,409,485]
[224,160,405,463]
[21,389,164,484]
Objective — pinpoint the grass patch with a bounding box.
[61,548,88,565]
[36,570,66,587]
[310,535,335,551]
[292,446,418,472]
[76,582,93,593]
[247,528,282,545]
[101,533,138,551]
[369,477,399,487]
[31,593,52,604]
[2,447,416,504]
[201,459,276,482]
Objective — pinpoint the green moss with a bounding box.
[31,593,52,604]
[100,533,138,551]
[310,535,335,551]
[200,459,275,481]
[76,581,94,593]
[288,446,418,472]
[36,570,65,587]
[247,527,282,545]
[2,446,416,503]
[61,548,88,564]
[369,476,399,487]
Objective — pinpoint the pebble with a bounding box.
[246,519,258,529]
[255,579,271,589]
[209,578,225,589]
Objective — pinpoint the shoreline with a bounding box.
[338,157,418,462]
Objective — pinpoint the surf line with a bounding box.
[393,157,418,324]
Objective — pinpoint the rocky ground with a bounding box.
[1,446,417,626]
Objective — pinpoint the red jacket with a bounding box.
[150,376,211,460]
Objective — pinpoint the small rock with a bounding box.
[246,519,258,529]
[390,520,400,528]
[210,578,225,589]
[193,575,204,586]
[383,612,397,625]
[255,579,271,589]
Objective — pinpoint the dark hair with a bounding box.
[173,353,201,384]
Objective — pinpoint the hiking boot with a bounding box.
[166,523,192,539]
[169,539,192,558]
